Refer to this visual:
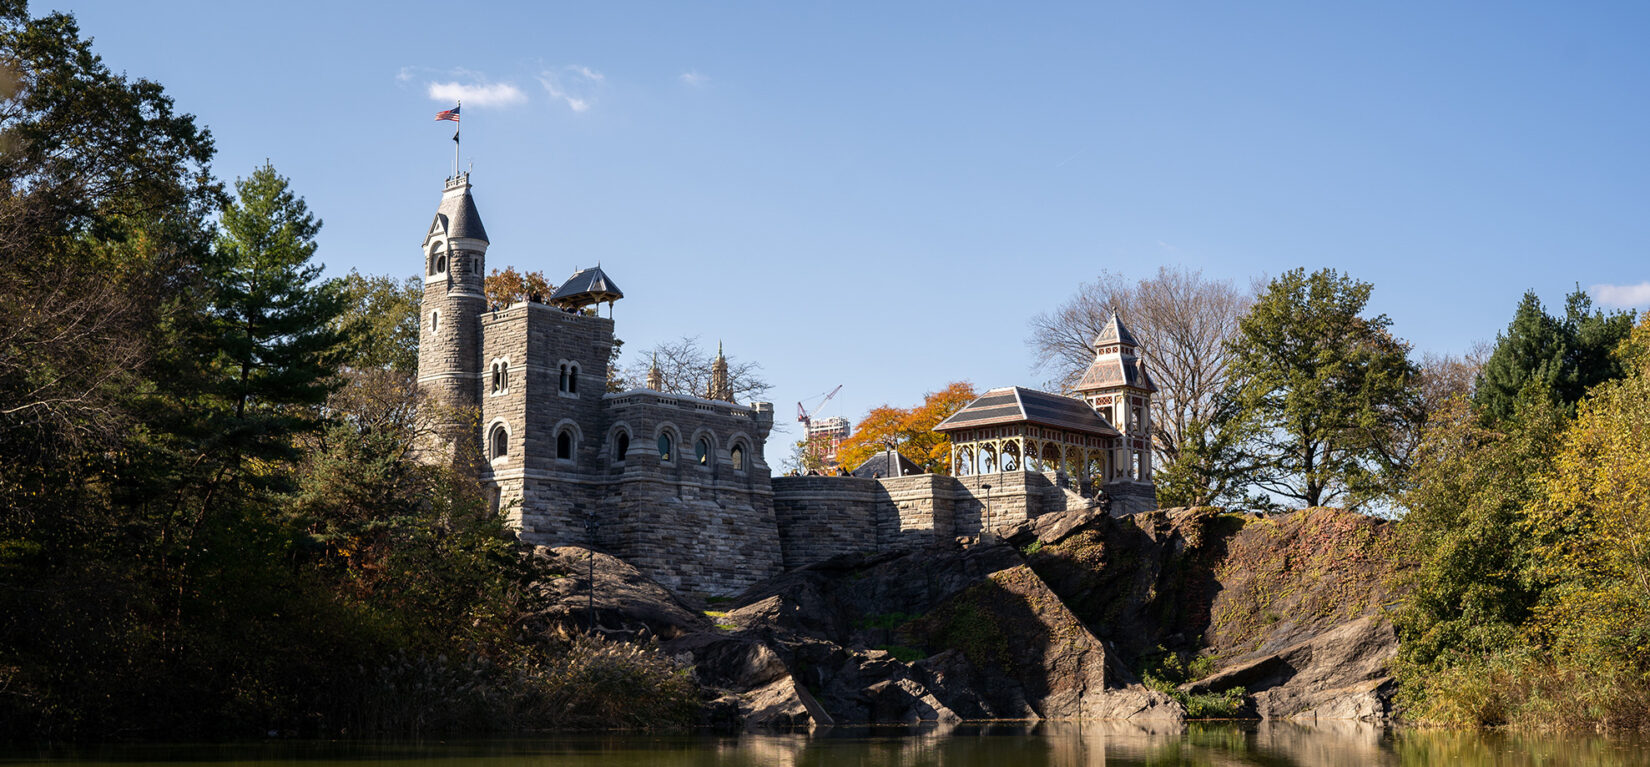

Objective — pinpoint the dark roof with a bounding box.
[1075,354,1158,393]
[1093,313,1139,348]
[430,176,488,243]
[933,387,1118,438]
[549,266,624,308]
[851,449,924,479]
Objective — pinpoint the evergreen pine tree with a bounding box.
[1474,288,1633,423]
[204,163,346,473]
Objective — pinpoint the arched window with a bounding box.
[500,362,509,392]
[615,431,630,463]
[489,423,508,460]
[557,430,574,461]
[657,433,674,462]
[696,438,711,466]
[559,364,569,392]
[730,444,745,472]
[430,311,440,334]
[435,254,448,274]
[567,364,578,394]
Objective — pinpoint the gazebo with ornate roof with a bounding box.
[934,386,1119,485]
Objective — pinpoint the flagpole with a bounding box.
[453,100,461,179]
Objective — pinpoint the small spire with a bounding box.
[646,351,663,391]
[708,342,733,402]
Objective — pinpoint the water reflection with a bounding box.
[5,722,1648,767]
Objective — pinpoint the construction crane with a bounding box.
[796,385,844,469]
[796,385,842,430]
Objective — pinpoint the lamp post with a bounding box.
[585,510,600,634]
[980,482,993,543]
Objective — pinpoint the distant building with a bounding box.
[806,416,851,466]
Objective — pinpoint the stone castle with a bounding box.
[417,173,1157,596]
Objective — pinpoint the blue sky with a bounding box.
[49,1,1650,452]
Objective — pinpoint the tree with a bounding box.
[620,336,772,402]
[834,382,977,475]
[1523,317,1650,696]
[201,163,347,468]
[335,271,421,374]
[0,2,220,456]
[1391,389,1561,720]
[1473,288,1634,424]
[1029,266,1251,500]
[1151,396,1264,508]
[484,266,553,307]
[1226,268,1419,508]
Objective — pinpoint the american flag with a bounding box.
[435,105,460,122]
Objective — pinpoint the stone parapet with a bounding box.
[771,476,880,569]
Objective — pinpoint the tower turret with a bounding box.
[1072,312,1157,485]
[417,173,490,427]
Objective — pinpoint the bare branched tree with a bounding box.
[1029,266,1252,468]
[618,336,773,402]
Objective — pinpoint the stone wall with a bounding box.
[875,474,955,549]
[770,477,880,569]
[771,469,1141,570]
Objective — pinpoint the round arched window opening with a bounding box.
[730,444,745,472]
[696,438,711,466]
[557,430,574,461]
[657,433,673,462]
[615,431,630,463]
[430,311,440,334]
[435,254,448,274]
[489,424,508,460]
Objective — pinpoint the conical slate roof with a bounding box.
[429,175,489,243]
[549,265,624,308]
[1092,312,1138,348]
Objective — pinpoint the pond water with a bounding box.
[5,722,1647,767]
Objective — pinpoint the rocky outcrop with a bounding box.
[529,545,709,640]
[662,542,1180,728]
[1182,615,1397,722]
[530,504,1403,728]
[1019,506,1403,722]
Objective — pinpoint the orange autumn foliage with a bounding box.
[835,381,977,475]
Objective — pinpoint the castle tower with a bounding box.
[708,341,732,401]
[417,173,490,429]
[1072,312,1158,510]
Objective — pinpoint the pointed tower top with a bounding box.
[646,350,664,391]
[708,342,733,402]
[427,172,488,245]
[1092,311,1139,350]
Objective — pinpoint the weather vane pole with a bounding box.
[435,100,462,179]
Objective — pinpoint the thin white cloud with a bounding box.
[1590,281,1650,308]
[396,66,414,83]
[679,71,708,86]
[539,65,603,113]
[427,80,526,107]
